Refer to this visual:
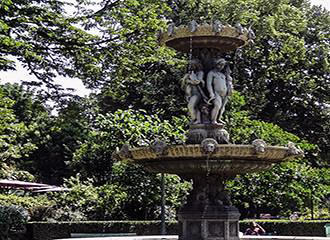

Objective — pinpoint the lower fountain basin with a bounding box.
[120,144,300,177]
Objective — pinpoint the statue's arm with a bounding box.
[180,74,189,90]
[197,71,205,86]
[207,71,215,98]
[226,66,233,95]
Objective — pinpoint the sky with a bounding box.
[0,0,329,97]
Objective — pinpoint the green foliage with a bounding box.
[0,83,87,184]
[0,0,329,222]
[48,174,126,221]
[110,162,191,220]
[71,109,190,220]
[0,86,36,162]
[0,194,53,221]
[228,162,330,218]
[0,205,29,240]
[0,0,99,98]
[228,1,330,165]
[224,92,328,218]
[240,220,330,236]
[72,109,186,184]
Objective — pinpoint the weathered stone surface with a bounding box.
[187,124,229,144]
[118,144,302,176]
[159,23,248,53]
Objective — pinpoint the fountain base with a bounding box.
[178,205,240,240]
[177,175,240,240]
[186,124,230,144]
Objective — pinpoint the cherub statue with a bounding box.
[180,59,205,124]
[206,58,233,125]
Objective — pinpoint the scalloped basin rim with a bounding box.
[127,144,298,162]
[123,144,301,176]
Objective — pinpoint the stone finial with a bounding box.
[150,140,168,156]
[252,139,267,153]
[189,20,198,32]
[212,20,224,33]
[287,141,304,156]
[247,25,256,45]
[215,129,230,144]
[111,149,121,161]
[118,144,132,160]
[201,138,218,154]
[167,23,175,36]
[247,26,256,40]
[235,22,244,35]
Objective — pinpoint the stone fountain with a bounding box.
[114,21,303,240]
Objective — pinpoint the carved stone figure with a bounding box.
[212,20,224,33]
[215,128,230,144]
[200,104,211,124]
[287,141,304,156]
[189,20,198,32]
[118,144,132,160]
[150,140,168,156]
[167,22,175,36]
[206,58,233,125]
[252,139,267,154]
[201,138,218,154]
[235,22,244,35]
[247,25,256,40]
[181,59,205,124]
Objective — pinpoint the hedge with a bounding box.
[26,220,329,240]
[240,220,329,237]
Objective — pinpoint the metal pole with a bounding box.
[161,173,166,235]
[311,190,314,220]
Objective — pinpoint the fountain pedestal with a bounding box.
[178,206,240,240]
[178,175,240,240]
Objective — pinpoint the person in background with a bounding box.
[244,221,266,235]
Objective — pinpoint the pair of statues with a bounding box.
[181,58,233,125]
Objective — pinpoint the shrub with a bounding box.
[0,194,54,221]
[47,175,127,221]
[0,205,29,240]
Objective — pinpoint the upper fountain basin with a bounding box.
[159,23,249,53]
[115,144,303,177]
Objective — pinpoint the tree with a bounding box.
[72,108,186,185]
[223,92,329,218]
[231,2,330,166]
[0,0,100,95]
[1,0,328,219]
[0,84,36,178]
[228,162,330,218]
[0,83,90,184]
[67,109,190,220]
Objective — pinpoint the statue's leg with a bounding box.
[218,96,228,123]
[211,97,222,125]
[188,95,199,123]
[196,109,201,124]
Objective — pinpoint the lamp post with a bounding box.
[161,173,166,235]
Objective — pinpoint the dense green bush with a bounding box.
[0,194,54,221]
[0,205,29,240]
[47,175,127,221]
[70,109,190,220]
[240,220,330,236]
